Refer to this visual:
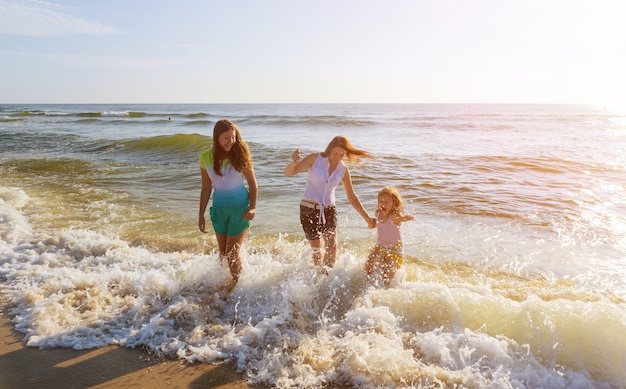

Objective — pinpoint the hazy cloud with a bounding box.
[0,50,179,71]
[0,0,117,38]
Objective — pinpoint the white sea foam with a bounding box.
[2,103,626,388]
[0,187,31,244]
[1,188,624,388]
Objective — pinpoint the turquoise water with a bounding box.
[1,103,625,387]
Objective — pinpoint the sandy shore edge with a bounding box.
[0,292,255,389]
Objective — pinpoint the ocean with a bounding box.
[1,103,625,388]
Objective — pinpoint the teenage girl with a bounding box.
[199,120,258,284]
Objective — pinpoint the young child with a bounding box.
[365,186,414,286]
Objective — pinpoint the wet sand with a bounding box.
[0,293,255,389]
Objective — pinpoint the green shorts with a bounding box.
[209,206,250,236]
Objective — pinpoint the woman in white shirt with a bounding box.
[285,136,375,268]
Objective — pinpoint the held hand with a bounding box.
[199,215,207,233]
[367,217,377,229]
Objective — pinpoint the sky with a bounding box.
[1,0,625,104]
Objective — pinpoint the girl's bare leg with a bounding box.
[322,229,337,268]
[224,229,248,283]
[308,238,322,266]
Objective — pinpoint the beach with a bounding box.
[1,103,625,388]
[1,293,253,389]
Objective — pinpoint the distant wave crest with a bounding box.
[121,133,210,155]
[240,114,377,127]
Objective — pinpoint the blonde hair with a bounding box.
[378,186,404,214]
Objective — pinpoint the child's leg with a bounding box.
[381,260,397,287]
[365,248,382,277]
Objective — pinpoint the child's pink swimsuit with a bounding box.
[374,218,404,267]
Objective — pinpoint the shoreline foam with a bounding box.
[0,293,254,389]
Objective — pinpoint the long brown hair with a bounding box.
[212,119,253,176]
[321,136,374,163]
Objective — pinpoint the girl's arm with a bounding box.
[242,167,258,220]
[199,168,213,233]
[342,168,376,228]
[285,150,316,176]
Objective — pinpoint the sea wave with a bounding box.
[0,116,23,122]
[10,158,96,175]
[182,120,213,126]
[91,112,381,127]
[186,112,212,119]
[0,187,624,388]
[238,114,378,127]
[76,111,106,118]
[120,133,210,155]
[7,110,43,117]
[0,130,82,154]
[1,103,625,388]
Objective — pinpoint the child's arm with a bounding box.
[401,214,414,222]
[392,212,414,225]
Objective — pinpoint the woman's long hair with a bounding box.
[212,119,253,176]
[321,136,374,163]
